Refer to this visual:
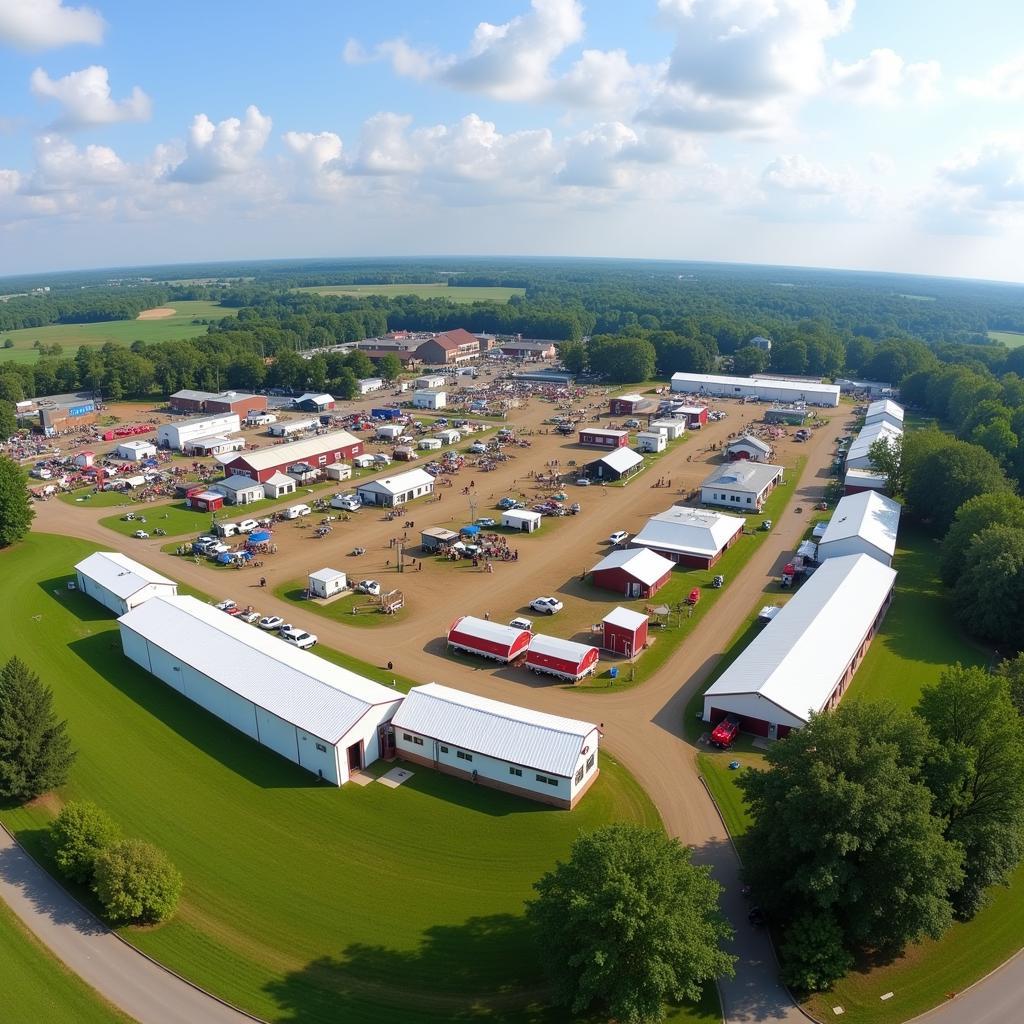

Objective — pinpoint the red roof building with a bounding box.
[186,490,224,512]
[415,329,480,365]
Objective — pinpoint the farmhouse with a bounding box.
[447,616,531,663]
[864,398,905,432]
[75,552,178,615]
[845,421,902,471]
[702,554,897,739]
[671,371,840,407]
[588,447,644,482]
[414,328,480,365]
[501,509,542,532]
[649,419,686,440]
[118,596,402,784]
[590,547,674,598]
[844,467,888,496]
[817,490,901,567]
[216,430,363,483]
[209,474,265,505]
[294,393,335,413]
[609,393,658,416]
[420,526,459,551]
[116,440,156,461]
[578,427,628,448]
[391,683,600,808]
[413,389,447,410]
[308,568,347,599]
[169,390,267,418]
[602,606,649,657]
[356,467,435,507]
[630,506,744,568]
[701,461,783,512]
[636,431,666,453]
[268,418,318,438]
[157,413,241,451]
[525,635,600,682]
[726,434,774,462]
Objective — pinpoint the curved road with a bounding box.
[5,396,1018,1024]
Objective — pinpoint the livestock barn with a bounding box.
[671,405,708,429]
[602,607,649,657]
[447,616,532,663]
[590,547,674,598]
[671,371,840,407]
[578,428,629,448]
[157,414,241,451]
[844,467,888,495]
[525,635,600,682]
[216,430,363,483]
[817,490,901,567]
[630,506,744,568]
[702,554,897,739]
[844,421,902,471]
[391,682,600,808]
[726,434,774,462]
[75,552,178,615]
[864,398,904,432]
[588,447,644,482]
[118,596,402,784]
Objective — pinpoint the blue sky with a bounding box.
[3,0,1024,280]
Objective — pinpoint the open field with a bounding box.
[0,533,666,1024]
[0,897,134,1024]
[294,283,525,303]
[988,329,1024,348]
[0,300,232,363]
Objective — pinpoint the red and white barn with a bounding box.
[609,394,658,416]
[215,430,363,483]
[185,490,224,512]
[601,607,649,657]
[447,616,532,663]
[726,434,774,462]
[578,427,629,448]
[673,405,708,429]
[589,547,674,599]
[525,635,600,682]
[630,506,745,568]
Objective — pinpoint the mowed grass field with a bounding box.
[988,329,1024,348]
[294,283,525,302]
[0,300,232,363]
[0,534,680,1024]
[0,898,133,1024]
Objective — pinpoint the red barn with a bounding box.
[578,428,629,448]
[216,430,363,483]
[601,607,649,658]
[525,635,600,682]
[589,547,674,599]
[609,394,658,416]
[186,490,224,512]
[205,392,267,418]
[447,616,532,663]
[674,405,708,428]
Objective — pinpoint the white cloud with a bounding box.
[26,134,129,191]
[0,168,21,195]
[940,139,1024,204]
[868,152,895,176]
[30,65,152,128]
[0,0,104,50]
[831,49,940,104]
[349,112,417,176]
[747,153,880,222]
[167,105,272,184]
[554,49,660,110]
[762,154,845,195]
[958,55,1024,101]
[281,130,346,199]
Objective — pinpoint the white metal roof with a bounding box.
[118,595,399,742]
[595,447,644,473]
[671,371,840,400]
[819,491,901,558]
[391,682,598,778]
[449,615,530,649]
[296,393,333,404]
[215,474,265,492]
[728,434,772,455]
[703,554,897,723]
[171,389,216,402]
[631,505,744,557]
[602,606,649,631]
[357,467,435,496]
[702,461,783,493]
[673,405,707,414]
[263,471,293,486]
[76,551,176,600]
[846,421,902,463]
[527,634,598,664]
[308,568,346,584]
[844,467,887,486]
[615,393,643,403]
[502,508,542,522]
[582,428,629,438]
[216,429,359,471]
[865,399,904,423]
[117,439,155,452]
[590,547,675,585]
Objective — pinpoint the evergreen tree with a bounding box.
[0,456,33,547]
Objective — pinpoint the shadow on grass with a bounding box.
[37,576,116,622]
[67,633,320,790]
[390,760,556,818]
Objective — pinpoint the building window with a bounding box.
[440,745,448,753]
[587,753,596,771]
[315,742,327,753]
[412,736,423,746]
[746,497,752,503]
[402,733,412,741]
[457,750,473,762]
[535,774,559,786]
[575,766,584,784]
[509,766,523,777]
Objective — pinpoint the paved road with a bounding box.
[908,949,1024,1024]
[0,826,256,1024]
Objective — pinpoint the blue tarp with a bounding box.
[217,552,233,564]
[460,524,480,535]
[247,530,272,544]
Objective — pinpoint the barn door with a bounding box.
[629,582,641,598]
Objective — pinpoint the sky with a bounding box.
[3,0,1024,281]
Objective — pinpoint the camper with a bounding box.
[282,504,312,520]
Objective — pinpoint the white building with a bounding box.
[701,462,784,512]
[210,474,266,505]
[117,595,402,784]
[415,374,447,389]
[268,418,318,438]
[436,428,461,444]
[649,419,686,440]
[357,377,384,395]
[391,682,601,809]
[817,491,901,567]
[501,508,543,532]
[845,421,902,471]
[75,551,178,615]
[116,440,157,461]
[630,505,745,568]
[308,568,347,598]
[356,467,435,507]
[671,371,840,407]
[183,435,245,457]
[325,463,352,481]
[261,471,296,498]
[376,424,403,441]
[636,431,667,453]
[726,434,773,462]
[413,389,447,410]
[844,467,888,495]
[864,398,905,432]
[702,554,897,739]
[157,413,241,450]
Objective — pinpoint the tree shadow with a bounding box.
[37,575,113,622]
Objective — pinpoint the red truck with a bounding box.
[710,715,740,749]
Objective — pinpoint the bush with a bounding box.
[93,839,183,924]
[780,914,854,992]
[51,802,121,884]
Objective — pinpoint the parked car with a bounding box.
[372,453,391,465]
[468,442,487,454]
[711,575,725,589]
[237,610,261,624]
[623,418,641,428]
[608,530,629,545]
[497,496,523,510]
[280,628,317,650]
[576,478,591,486]
[476,517,496,527]
[238,519,259,533]
[356,580,381,596]
[332,493,361,512]
[258,615,284,631]
[710,714,740,749]
[760,519,772,531]
[214,599,239,614]
[133,529,149,539]
[530,596,564,615]
[687,588,701,605]
[509,616,534,631]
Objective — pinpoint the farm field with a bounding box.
[294,283,525,302]
[988,329,1024,348]
[0,897,134,1024]
[0,300,232,363]
[0,533,669,1024]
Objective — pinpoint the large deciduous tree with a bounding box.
[0,455,33,547]
[940,492,1024,585]
[92,839,183,924]
[952,524,1024,647]
[526,823,734,1023]
[51,802,121,884]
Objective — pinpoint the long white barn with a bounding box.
[118,595,402,785]
[671,371,840,407]
[75,551,178,615]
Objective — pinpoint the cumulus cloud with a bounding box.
[0,0,104,50]
[26,134,129,191]
[30,65,152,128]
[746,153,879,222]
[281,130,347,199]
[940,139,1024,204]
[831,49,941,104]
[166,105,272,183]
[958,55,1024,101]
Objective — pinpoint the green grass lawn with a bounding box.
[988,330,1024,349]
[58,487,144,508]
[293,283,525,303]
[0,300,232,363]
[0,898,134,1024]
[275,579,410,629]
[0,533,680,1024]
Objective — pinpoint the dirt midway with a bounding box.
[136,307,176,320]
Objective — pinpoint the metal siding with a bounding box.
[254,707,300,764]
[179,664,259,741]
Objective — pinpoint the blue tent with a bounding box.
[247,530,272,545]
[460,524,480,536]
[217,552,233,564]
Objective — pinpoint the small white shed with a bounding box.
[376,424,403,441]
[636,431,667,453]
[501,508,543,533]
[116,440,157,461]
[261,471,296,499]
[325,463,352,481]
[436,428,461,445]
[419,437,443,450]
[308,568,347,599]
[413,390,447,410]
[650,419,686,440]
[415,375,447,389]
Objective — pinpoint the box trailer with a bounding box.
[525,635,599,682]
[446,615,531,663]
